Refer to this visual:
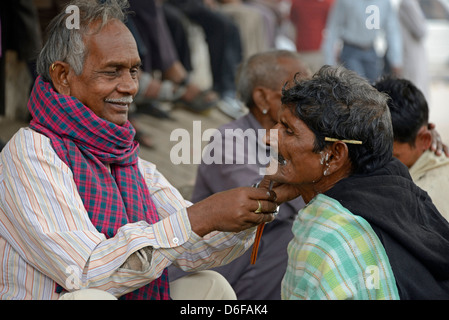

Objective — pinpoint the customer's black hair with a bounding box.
[281,65,393,174]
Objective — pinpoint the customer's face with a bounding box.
[66,19,141,126]
[266,106,324,186]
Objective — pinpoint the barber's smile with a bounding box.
[104,96,133,110]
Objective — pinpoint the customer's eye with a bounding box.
[285,128,294,135]
[281,122,294,136]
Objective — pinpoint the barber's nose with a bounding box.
[117,72,138,96]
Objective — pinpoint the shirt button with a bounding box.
[172,237,179,245]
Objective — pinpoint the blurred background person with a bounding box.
[0,0,42,118]
[216,0,269,60]
[398,0,430,99]
[289,0,334,73]
[129,0,219,114]
[374,76,449,222]
[323,0,403,83]
[165,0,247,119]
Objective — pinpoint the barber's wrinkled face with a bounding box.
[66,19,141,126]
[265,106,323,185]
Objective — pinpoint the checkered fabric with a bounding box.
[282,194,399,300]
[28,76,170,300]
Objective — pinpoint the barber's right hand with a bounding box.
[187,187,277,237]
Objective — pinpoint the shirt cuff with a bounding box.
[151,207,194,248]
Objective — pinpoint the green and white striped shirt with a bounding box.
[282,194,399,300]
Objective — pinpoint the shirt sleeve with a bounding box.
[0,128,255,297]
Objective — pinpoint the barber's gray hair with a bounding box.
[236,49,311,109]
[36,0,129,83]
[282,65,393,174]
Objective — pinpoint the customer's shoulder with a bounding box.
[299,194,379,245]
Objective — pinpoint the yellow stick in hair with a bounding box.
[325,137,363,145]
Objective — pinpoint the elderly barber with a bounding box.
[265,66,449,299]
[0,0,276,300]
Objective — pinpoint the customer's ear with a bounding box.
[326,141,351,175]
[49,61,71,95]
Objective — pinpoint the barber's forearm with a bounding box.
[186,204,217,237]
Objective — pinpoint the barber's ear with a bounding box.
[326,141,350,175]
[49,61,71,95]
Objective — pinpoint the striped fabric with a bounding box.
[28,76,168,299]
[0,128,256,299]
[282,194,399,300]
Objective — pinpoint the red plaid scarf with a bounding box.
[28,76,170,300]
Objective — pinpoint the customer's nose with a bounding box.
[263,125,279,148]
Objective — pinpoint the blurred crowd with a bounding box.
[0,0,437,131]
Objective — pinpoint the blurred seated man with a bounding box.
[129,0,219,113]
[374,77,449,222]
[0,0,277,300]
